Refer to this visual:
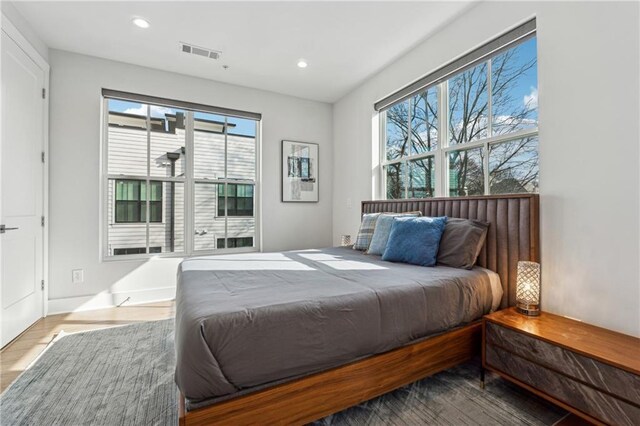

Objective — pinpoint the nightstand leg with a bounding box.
[480,367,485,389]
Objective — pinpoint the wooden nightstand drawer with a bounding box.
[486,322,640,405]
[483,308,640,426]
[485,344,640,426]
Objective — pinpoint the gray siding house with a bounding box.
[107,111,256,255]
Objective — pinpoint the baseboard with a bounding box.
[47,286,176,315]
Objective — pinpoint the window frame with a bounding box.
[101,94,261,261]
[380,35,538,199]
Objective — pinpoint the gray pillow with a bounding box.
[436,218,489,269]
[353,213,381,251]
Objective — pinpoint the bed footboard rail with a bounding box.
[179,321,482,425]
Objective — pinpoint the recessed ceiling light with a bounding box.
[132,18,150,29]
[297,59,308,68]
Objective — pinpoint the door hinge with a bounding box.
[41,151,45,163]
[41,216,45,227]
[41,280,45,291]
[42,88,46,99]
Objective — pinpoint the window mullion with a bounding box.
[405,99,412,198]
[106,174,185,182]
[483,143,490,195]
[224,117,229,246]
[102,97,110,257]
[485,59,493,196]
[379,110,386,200]
[438,128,538,154]
[185,111,195,255]
[439,81,449,197]
[442,138,486,152]
[204,178,255,185]
[145,104,151,253]
[484,127,539,145]
[487,58,493,138]
[384,152,435,165]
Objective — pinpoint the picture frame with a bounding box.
[281,140,319,202]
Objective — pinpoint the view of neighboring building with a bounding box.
[106,103,257,256]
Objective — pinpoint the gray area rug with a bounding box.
[314,363,566,426]
[1,320,566,425]
[1,320,177,426]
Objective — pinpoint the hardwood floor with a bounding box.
[0,300,175,393]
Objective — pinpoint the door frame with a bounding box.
[1,13,50,317]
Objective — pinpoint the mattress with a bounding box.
[175,247,501,405]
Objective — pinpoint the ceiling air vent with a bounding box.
[179,42,221,60]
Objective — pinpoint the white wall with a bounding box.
[48,49,333,310]
[1,1,48,62]
[332,1,640,336]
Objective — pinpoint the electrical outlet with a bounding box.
[72,269,84,284]
[346,197,352,209]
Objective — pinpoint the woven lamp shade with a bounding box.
[516,261,541,316]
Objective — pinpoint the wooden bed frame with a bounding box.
[179,194,540,426]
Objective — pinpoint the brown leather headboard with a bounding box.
[361,194,539,309]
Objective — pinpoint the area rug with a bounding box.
[1,320,177,426]
[1,320,566,425]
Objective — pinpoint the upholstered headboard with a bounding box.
[361,194,539,309]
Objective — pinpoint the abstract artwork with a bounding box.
[282,140,318,202]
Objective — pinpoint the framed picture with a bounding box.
[281,140,319,202]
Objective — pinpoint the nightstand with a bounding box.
[482,308,640,426]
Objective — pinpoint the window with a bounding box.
[115,180,162,223]
[216,237,253,249]
[217,184,254,217]
[380,22,538,199]
[103,91,260,258]
[113,246,161,256]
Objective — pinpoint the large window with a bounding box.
[381,26,538,199]
[103,91,260,258]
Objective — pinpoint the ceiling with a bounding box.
[12,1,475,103]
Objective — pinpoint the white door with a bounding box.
[0,31,45,347]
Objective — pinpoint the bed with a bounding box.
[177,194,540,425]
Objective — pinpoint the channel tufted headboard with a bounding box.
[361,194,540,309]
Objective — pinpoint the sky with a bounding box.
[108,99,257,137]
[501,36,538,117]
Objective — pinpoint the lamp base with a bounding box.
[516,302,540,316]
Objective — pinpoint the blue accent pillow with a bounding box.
[382,216,448,266]
[367,212,420,255]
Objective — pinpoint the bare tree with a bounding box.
[385,41,538,198]
[385,102,409,198]
[386,89,438,198]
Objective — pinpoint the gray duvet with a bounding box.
[175,247,498,405]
